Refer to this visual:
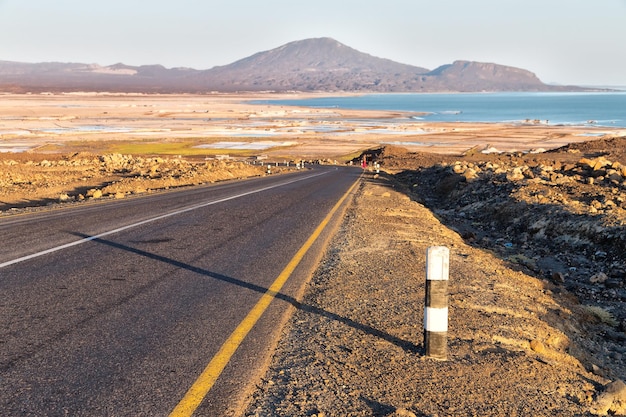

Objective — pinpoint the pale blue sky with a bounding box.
[1,0,625,86]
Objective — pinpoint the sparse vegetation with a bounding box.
[109,141,254,157]
[583,305,619,327]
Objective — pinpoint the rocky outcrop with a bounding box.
[396,154,626,302]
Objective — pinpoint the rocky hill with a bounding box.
[423,60,549,91]
[0,38,582,93]
[192,37,431,92]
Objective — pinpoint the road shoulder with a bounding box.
[245,173,608,416]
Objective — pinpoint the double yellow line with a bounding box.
[170,176,360,416]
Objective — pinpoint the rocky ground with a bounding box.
[245,137,626,416]
[0,152,270,213]
[387,137,626,342]
[1,137,626,416]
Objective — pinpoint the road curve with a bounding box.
[0,166,361,416]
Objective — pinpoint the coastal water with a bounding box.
[256,92,626,128]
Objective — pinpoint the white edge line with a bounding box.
[0,171,329,269]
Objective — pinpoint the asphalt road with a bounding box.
[0,166,361,416]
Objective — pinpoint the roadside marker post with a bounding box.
[424,246,449,360]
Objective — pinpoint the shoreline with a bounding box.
[0,92,624,157]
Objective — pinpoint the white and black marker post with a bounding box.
[424,246,449,360]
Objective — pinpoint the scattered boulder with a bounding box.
[590,379,626,416]
[591,272,609,284]
[552,271,566,284]
[392,408,417,417]
[530,339,546,353]
[88,189,103,199]
[506,167,525,181]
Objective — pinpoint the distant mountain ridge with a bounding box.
[0,37,583,93]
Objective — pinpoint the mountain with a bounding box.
[0,38,581,93]
[191,37,430,91]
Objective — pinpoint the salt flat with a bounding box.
[0,93,621,157]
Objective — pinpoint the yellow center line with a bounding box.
[169,175,361,417]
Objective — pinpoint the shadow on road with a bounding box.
[71,232,423,355]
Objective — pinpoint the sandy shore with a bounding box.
[1,92,624,158]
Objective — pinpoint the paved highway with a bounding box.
[0,166,361,416]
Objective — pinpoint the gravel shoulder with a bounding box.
[245,168,623,416]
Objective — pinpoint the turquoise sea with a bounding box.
[255,92,626,128]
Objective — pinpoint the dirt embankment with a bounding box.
[387,138,626,339]
[384,138,626,382]
[246,138,626,417]
[386,137,626,413]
